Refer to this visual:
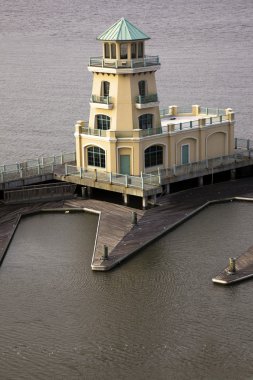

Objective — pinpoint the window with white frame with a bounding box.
[87,146,105,168]
[96,114,110,130]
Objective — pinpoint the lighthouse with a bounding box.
[74,18,235,206]
[75,18,161,176]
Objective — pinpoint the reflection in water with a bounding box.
[0,204,253,378]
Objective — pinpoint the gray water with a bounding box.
[0,0,253,163]
[1,1,253,379]
[1,204,253,379]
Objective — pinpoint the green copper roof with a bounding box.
[97,18,150,41]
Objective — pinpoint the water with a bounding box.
[1,1,253,378]
[0,0,253,163]
[1,204,253,379]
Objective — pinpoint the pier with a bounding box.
[212,245,253,285]
[1,177,253,273]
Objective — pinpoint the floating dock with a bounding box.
[212,246,253,285]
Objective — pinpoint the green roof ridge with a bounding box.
[97,18,150,41]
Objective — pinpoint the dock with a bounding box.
[2,178,253,273]
[212,246,253,285]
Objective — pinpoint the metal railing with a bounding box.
[0,152,76,184]
[90,95,112,105]
[65,165,161,190]
[4,183,76,203]
[80,127,108,137]
[135,94,158,104]
[89,55,160,69]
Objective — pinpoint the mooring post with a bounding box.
[228,257,236,274]
[102,245,109,260]
[131,211,137,225]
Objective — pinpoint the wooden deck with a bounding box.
[212,246,253,285]
[1,177,253,274]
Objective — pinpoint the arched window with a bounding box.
[101,81,110,97]
[111,43,116,59]
[87,146,106,168]
[96,114,110,130]
[145,145,163,168]
[139,114,153,130]
[138,80,146,97]
[104,43,110,58]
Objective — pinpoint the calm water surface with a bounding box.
[1,1,253,378]
[0,0,253,163]
[1,204,253,379]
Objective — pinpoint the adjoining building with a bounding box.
[74,18,235,206]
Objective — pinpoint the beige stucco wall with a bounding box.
[89,72,160,131]
[76,119,234,175]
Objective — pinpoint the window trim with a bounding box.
[181,144,190,164]
[87,146,106,168]
[139,113,153,130]
[101,81,110,97]
[96,114,111,130]
[144,145,163,168]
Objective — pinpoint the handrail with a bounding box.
[89,55,160,69]
[90,95,112,104]
[135,94,158,104]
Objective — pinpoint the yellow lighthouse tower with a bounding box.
[75,18,161,176]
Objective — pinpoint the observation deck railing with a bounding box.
[89,55,160,69]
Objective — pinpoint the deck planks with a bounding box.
[1,177,253,274]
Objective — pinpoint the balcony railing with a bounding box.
[135,94,158,104]
[90,95,112,105]
[89,55,160,69]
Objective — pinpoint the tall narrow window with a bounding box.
[96,114,110,130]
[131,43,137,59]
[104,43,110,58]
[87,146,105,168]
[111,43,116,59]
[120,43,128,59]
[138,42,144,58]
[145,145,163,168]
[138,80,146,97]
[139,114,153,130]
[101,81,110,97]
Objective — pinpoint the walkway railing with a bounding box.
[65,165,160,190]
[0,152,76,184]
[4,183,76,203]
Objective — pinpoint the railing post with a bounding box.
[125,175,128,187]
[173,165,176,176]
[60,153,63,165]
[65,164,68,176]
[247,139,250,150]
[94,169,97,181]
[235,137,238,149]
[38,165,40,175]
[80,167,83,178]
[109,172,112,184]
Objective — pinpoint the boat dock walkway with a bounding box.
[1,177,253,274]
[212,245,253,285]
